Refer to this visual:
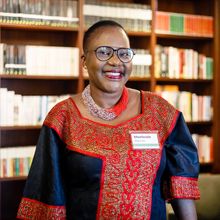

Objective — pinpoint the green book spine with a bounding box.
[170,13,184,34]
[206,57,213,79]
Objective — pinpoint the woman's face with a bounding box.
[83,26,132,94]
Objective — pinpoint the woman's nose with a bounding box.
[108,52,122,65]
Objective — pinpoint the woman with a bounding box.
[17,20,200,220]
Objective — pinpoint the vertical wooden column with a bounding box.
[213,0,220,173]
[77,0,85,93]
[150,0,157,92]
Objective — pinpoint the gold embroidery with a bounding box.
[44,92,178,220]
[17,198,66,219]
[164,176,200,200]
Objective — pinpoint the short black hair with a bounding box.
[83,20,129,53]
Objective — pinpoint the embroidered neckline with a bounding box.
[82,85,129,121]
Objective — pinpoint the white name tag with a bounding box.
[130,131,160,150]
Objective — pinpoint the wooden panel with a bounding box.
[1,78,78,95]
[126,80,151,91]
[213,0,220,173]
[0,180,26,220]
[0,128,40,147]
[187,122,212,136]
[156,80,213,96]
[156,38,213,57]
[1,28,78,47]
[157,0,212,15]
[130,35,151,49]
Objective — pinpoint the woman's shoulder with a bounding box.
[128,88,164,99]
[49,96,73,113]
[127,88,177,108]
[140,90,180,119]
[141,90,173,105]
[43,96,75,126]
[127,87,140,99]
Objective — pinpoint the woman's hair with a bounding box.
[83,20,129,53]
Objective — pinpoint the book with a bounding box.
[155,44,213,79]
[84,1,152,32]
[0,146,36,177]
[155,85,212,122]
[156,11,213,37]
[0,0,79,27]
[0,88,72,126]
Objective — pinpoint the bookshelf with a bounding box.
[0,0,220,219]
[153,0,219,172]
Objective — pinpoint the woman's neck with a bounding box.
[81,84,129,121]
[89,85,124,109]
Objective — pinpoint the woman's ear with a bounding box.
[81,55,88,77]
[81,55,87,69]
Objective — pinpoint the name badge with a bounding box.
[130,131,160,150]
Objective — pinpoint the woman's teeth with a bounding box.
[104,72,123,79]
[106,72,121,76]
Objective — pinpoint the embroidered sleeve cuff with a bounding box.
[163,176,200,200]
[17,197,66,219]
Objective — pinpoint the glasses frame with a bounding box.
[93,46,135,63]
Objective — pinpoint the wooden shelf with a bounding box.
[1,76,79,95]
[156,32,213,40]
[187,121,213,126]
[127,31,151,37]
[129,76,151,81]
[0,125,41,131]
[156,78,213,83]
[1,126,40,147]
[0,22,79,32]
[0,74,79,80]
[0,176,27,182]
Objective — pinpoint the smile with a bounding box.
[103,72,124,80]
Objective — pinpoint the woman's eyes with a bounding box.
[119,51,129,57]
[98,50,111,55]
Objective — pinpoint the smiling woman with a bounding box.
[82,21,133,99]
[17,20,200,220]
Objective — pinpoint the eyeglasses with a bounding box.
[91,46,135,63]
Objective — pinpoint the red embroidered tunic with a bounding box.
[17,91,200,220]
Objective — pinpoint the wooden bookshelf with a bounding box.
[0,0,220,218]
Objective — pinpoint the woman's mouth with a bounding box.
[103,71,124,80]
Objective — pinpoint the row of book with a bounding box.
[84,0,151,32]
[0,146,35,178]
[0,86,212,126]
[129,49,151,78]
[0,44,79,76]
[0,88,70,126]
[156,11,213,37]
[156,85,212,122]
[1,1,214,38]
[0,0,78,27]
[192,134,213,163]
[0,135,212,178]
[155,45,213,79]
[3,43,213,80]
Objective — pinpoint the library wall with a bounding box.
[0,0,219,219]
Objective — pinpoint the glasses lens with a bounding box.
[118,48,134,63]
[95,46,113,61]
